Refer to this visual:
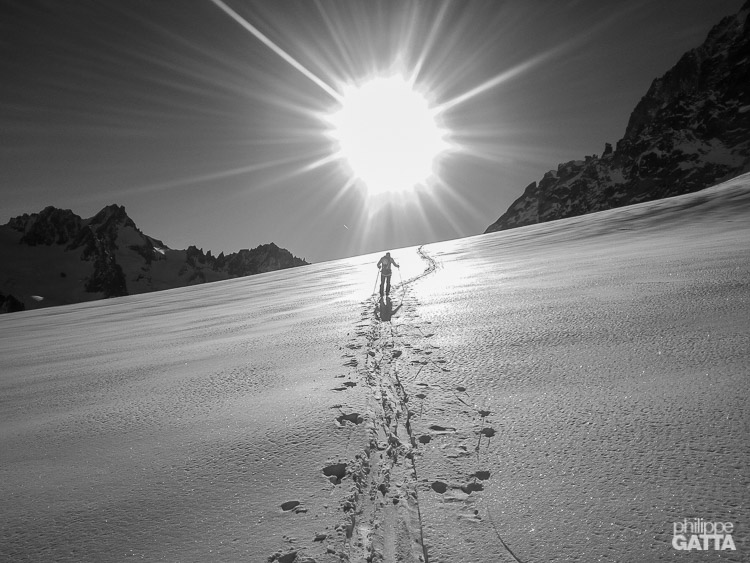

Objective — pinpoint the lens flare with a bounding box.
[205,0,634,257]
[327,75,448,195]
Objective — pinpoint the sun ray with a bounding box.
[309,175,360,224]
[208,0,342,103]
[446,177,488,225]
[298,151,346,175]
[435,2,640,115]
[313,0,362,84]
[116,155,306,198]
[200,0,643,256]
[407,0,451,87]
[435,50,557,115]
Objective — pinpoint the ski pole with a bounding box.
[397,265,405,298]
[373,269,380,296]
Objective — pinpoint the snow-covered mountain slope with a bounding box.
[1,173,749,562]
[486,1,750,234]
[0,204,307,312]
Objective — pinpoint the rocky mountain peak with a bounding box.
[88,204,135,227]
[9,206,83,246]
[623,6,749,143]
[486,3,750,234]
[1,204,309,312]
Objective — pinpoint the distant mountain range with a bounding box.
[0,204,308,313]
[486,1,750,233]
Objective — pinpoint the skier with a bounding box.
[377,252,399,297]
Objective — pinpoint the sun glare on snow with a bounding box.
[328,75,448,196]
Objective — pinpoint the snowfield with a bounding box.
[2,174,749,562]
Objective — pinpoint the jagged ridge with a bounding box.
[0,204,308,312]
[486,2,750,233]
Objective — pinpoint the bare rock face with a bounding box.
[0,292,25,313]
[0,204,308,312]
[486,2,750,233]
[10,206,82,246]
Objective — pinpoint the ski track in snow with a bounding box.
[313,245,519,563]
[339,246,437,563]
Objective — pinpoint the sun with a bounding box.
[327,75,448,196]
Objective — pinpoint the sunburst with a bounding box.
[326,74,448,196]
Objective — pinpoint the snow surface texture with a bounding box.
[1,174,749,562]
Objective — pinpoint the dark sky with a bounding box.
[1,0,745,262]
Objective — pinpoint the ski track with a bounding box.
[270,245,511,563]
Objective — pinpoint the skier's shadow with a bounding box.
[376,296,402,322]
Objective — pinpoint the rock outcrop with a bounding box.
[0,205,308,312]
[486,1,750,233]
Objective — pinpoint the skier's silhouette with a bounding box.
[376,252,399,297]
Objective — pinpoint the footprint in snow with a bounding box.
[460,481,484,494]
[459,509,483,523]
[429,424,457,434]
[322,463,347,484]
[269,551,301,563]
[280,500,307,514]
[445,444,472,459]
[480,427,496,438]
[336,412,363,426]
[431,481,448,494]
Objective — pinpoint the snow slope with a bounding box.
[1,174,749,562]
